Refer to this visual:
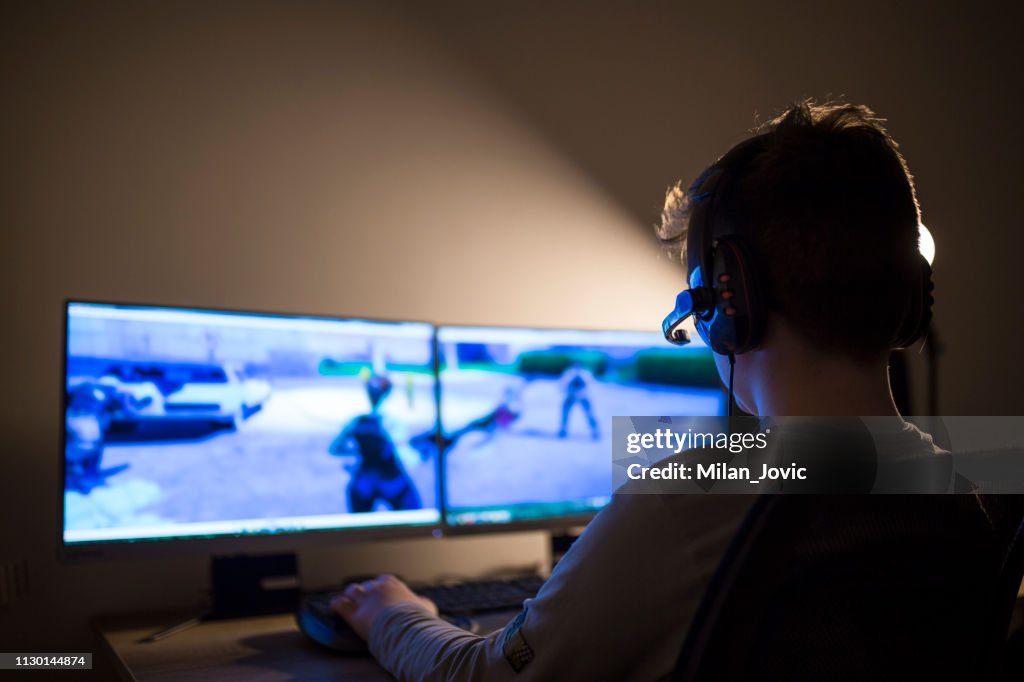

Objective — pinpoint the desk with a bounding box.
[96,610,515,681]
[96,611,391,681]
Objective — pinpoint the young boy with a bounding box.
[331,100,944,680]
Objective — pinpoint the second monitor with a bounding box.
[437,326,725,528]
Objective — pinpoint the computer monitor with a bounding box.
[62,301,440,556]
[436,325,725,530]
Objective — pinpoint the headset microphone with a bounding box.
[661,288,713,346]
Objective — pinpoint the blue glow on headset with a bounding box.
[689,264,703,289]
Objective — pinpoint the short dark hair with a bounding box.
[658,100,922,360]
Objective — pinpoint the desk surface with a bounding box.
[96,611,391,681]
[97,610,514,681]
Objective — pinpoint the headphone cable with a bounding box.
[727,352,736,419]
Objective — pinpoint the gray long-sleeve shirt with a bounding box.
[370,491,754,681]
[369,422,941,681]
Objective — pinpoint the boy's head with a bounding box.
[659,100,923,364]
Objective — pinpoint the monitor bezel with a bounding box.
[59,298,444,561]
[435,321,720,536]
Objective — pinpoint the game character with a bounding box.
[558,363,600,440]
[329,373,422,513]
[410,384,523,458]
[64,378,152,490]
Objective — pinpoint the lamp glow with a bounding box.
[918,223,935,265]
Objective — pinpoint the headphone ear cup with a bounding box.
[705,237,766,355]
[694,317,713,348]
[893,255,934,349]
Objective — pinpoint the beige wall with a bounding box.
[0,1,680,653]
[2,0,1021,655]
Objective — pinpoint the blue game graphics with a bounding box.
[63,304,724,545]
[63,303,439,544]
[436,326,724,526]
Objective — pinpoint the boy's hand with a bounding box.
[330,574,439,641]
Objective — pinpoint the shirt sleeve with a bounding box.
[369,603,514,682]
[367,491,752,681]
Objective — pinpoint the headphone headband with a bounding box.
[686,134,770,284]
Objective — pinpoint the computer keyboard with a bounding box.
[296,574,544,655]
[414,574,545,615]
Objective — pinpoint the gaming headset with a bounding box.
[661,134,934,357]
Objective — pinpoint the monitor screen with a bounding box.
[63,302,440,545]
[437,326,725,527]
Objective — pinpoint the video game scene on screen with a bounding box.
[63,303,439,543]
[437,327,725,525]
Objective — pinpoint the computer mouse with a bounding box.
[296,592,479,656]
[296,593,369,656]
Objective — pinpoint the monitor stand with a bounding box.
[550,528,585,569]
[137,553,302,643]
[208,552,301,620]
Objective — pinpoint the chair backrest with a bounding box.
[672,492,1024,681]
